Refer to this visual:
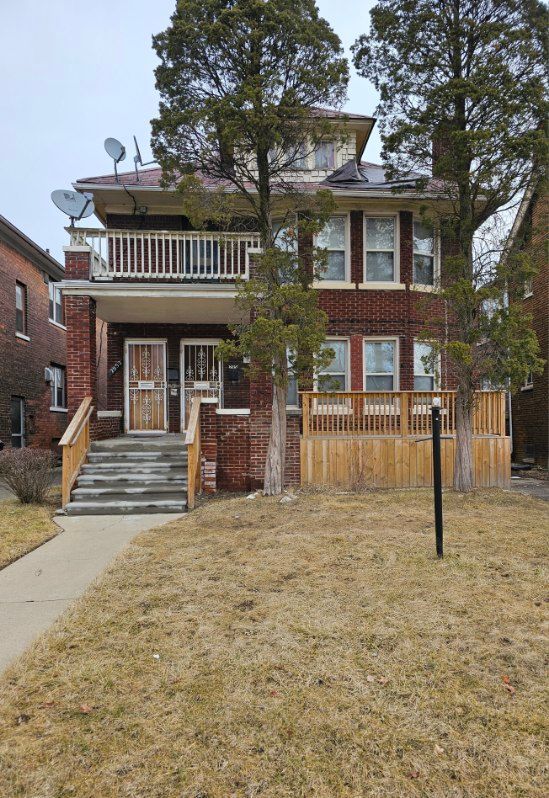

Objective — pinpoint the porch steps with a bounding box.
[65,435,188,515]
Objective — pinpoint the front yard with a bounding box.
[0,489,547,797]
[0,493,60,570]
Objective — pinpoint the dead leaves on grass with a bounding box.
[502,674,517,696]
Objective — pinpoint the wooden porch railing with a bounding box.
[59,396,93,507]
[301,391,506,438]
[185,397,202,510]
[68,227,261,282]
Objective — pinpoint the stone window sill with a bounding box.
[49,319,67,331]
[15,332,30,341]
[358,282,406,291]
[313,281,355,290]
[50,406,68,413]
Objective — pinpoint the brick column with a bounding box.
[350,334,364,390]
[200,401,218,493]
[249,369,272,490]
[399,211,413,285]
[63,246,97,420]
[350,210,363,284]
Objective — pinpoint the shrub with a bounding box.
[0,448,55,504]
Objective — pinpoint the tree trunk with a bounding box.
[454,386,474,492]
[263,378,287,495]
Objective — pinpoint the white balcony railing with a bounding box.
[68,228,261,281]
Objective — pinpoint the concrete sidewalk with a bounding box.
[0,513,183,673]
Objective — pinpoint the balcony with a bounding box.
[68,228,261,282]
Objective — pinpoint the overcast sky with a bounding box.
[0,1,379,263]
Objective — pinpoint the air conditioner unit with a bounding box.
[44,367,54,383]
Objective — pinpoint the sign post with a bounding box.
[431,397,444,558]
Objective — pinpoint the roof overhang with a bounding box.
[59,281,247,324]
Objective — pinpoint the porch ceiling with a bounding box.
[60,282,247,324]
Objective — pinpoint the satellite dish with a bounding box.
[51,190,95,225]
[104,137,126,163]
[104,137,126,182]
[132,135,157,181]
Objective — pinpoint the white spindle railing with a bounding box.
[68,227,261,281]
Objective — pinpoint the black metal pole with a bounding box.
[431,402,443,558]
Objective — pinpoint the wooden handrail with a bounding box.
[185,398,202,510]
[60,397,94,507]
[300,391,506,439]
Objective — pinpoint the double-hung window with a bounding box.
[49,279,64,325]
[10,397,25,447]
[364,339,398,390]
[314,141,335,170]
[413,341,438,390]
[316,216,348,281]
[15,282,27,336]
[317,339,348,391]
[364,217,397,282]
[413,221,436,286]
[50,365,67,411]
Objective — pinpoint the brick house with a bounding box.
[0,214,69,452]
[508,184,548,468]
[58,110,509,513]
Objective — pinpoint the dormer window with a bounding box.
[314,141,335,170]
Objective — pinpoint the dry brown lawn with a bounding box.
[0,489,547,797]
[0,492,60,570]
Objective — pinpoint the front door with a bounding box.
[180,340,222,429]
[125,340,167,433]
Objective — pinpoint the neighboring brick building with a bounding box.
[509,185,548,468]
[0,215,68,452]
[59,108,486,499]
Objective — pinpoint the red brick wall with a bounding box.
[65,295,97,417]
[217,413,251,491]
[511,192,548,466]
[0,239,67,452]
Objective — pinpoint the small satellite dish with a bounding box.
[104,137,126,182]
[51,190,95,225]
[132,135,157,181]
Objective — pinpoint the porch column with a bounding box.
[199,400,218,493]
[63,245,97,419]
[248,369,272,490]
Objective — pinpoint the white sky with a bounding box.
[0,0,379,263]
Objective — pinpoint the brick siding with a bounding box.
[511,191,548,466]
[0,238,67,452]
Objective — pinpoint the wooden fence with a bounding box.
[300,391,510,490]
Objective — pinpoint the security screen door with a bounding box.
[126,341,167,433]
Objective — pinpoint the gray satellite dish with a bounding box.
[51,190,95,225]
[133,135,157,181]
[104,137,126,182]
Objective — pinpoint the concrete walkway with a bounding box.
[0,513,184,673]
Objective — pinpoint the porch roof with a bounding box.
[60,281,246,324]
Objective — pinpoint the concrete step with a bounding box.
[81,461,187,473]
[92,439,185,453]
[87,451,187,463]
[77,472,187,485]
[65,497,187,516]
[72,484,186,497]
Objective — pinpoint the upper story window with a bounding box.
[50,364,67,410]
[414,341,439,390]
[317,339,349,391]
[524,276,533,298]
[15,282,27,337]
[364,338,398,390]
[314,140,335,170]
[364,216,397,282]
[521,370,534,391]
[316,216,348,282]
[413,221,436,286]
[49,279,64,326]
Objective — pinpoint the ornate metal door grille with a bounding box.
[182,342,223,427]
[127,342,167,432]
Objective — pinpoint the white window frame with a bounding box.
[314,213,351,284]
[413,219,440,288]
[11,396,26,447]
[49,279,65,328]
[286,349,299,408]
[50,364,67,411]
[413,340,440,391]
[363,214,400,285]
[314,140,336,170]
[315,337,350,392]
[363,336,400,391]
[15,281,28,338]
[524,277,533,298]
